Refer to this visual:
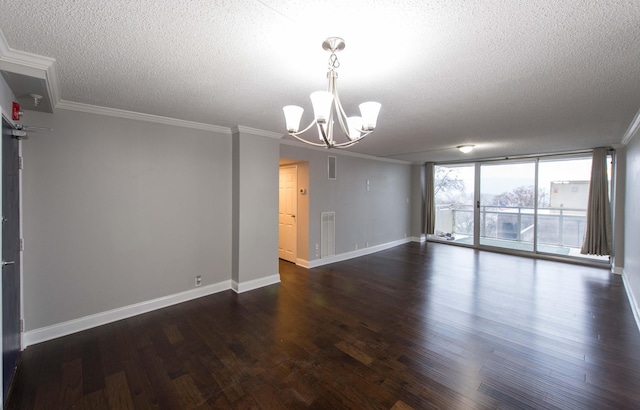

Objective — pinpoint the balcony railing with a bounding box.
[434,204,587,249]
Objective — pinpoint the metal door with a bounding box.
[2,116,21,401]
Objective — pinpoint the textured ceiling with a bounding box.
[1,1,639,162]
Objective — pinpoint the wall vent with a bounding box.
[321,212,335,258]
[328,156,337,180]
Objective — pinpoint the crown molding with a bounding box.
[0,29,55,71]
[0,28,60,107]
[1,29,228,134]
[621,107,640,146]
[231,125,284,140]
[56,100,231,134]
[280,138,412,164]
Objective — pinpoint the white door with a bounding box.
[279,166,297,262]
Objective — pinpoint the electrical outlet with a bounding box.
[355,243,359,250]
[315,244,320,258]
[195,275,202,287]
[365,242,369,247]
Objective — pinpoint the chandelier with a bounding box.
[283,37,381,149]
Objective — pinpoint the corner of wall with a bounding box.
[622,270,640,333]
[232,274,281,294]
[0,72,17,120]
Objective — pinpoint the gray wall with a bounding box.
[0,75,16,119]
[22,109,232,330]
[613,148,626,272]
[232,129,279,285]
[280,143,412,260]
[624,135,640,315]
[410,163,425,238]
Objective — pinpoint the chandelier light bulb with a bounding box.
[310,91,334,124]
[347,116,363,140]
[359,102,381,131]
[283,105,304,132]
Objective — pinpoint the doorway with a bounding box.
[279,165,297,262]
[279,159,310,266]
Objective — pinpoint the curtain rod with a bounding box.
[429,147,615,166]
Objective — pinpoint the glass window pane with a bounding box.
[431,164,475,244]
[480,161,536,251]
[537,156,608,262]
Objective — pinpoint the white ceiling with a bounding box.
[1,1,639,162]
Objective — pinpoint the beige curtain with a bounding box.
[581,148,612,255]
[424,162,435,235]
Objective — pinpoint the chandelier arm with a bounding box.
[288,119,318,137]
[327,75,353,140]
[318,122,332,147]
[288,132,329,147]
[330,139,360,148]
[332,92,354,140]
[330,129,374,148]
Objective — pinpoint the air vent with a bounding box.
[321,212,335,258]
[328,156,336,180]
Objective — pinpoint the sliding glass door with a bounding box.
[430,153,611,264]
[536,156,608,261]
[479,161,536,251]
[432,164,475,243]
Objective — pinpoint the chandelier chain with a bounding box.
[328,52,340,70]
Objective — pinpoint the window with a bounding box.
[432,164,475,243]
[429,153,612,264]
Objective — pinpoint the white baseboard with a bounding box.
[411,235,426,243]
[612,266,624,275]
[296,258,309,268]
[231,274,280,294]
[23,280,232,348]
[307,238,412,269]
[622,270,640,333]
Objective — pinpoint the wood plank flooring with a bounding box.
[7,242,640,409]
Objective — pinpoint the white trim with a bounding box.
[232,125,283,140]
[0,30,56,72]
[296,258,309,268]
[280,139,412,165]
[55,100,231,134]
[622,270,640,333]
[307,238,412,268]
[22,280,232,347]
[622,107,640,145]
[612,266,623,275]
[231,274,281,293]
[0,29,60,107]
[411,235,426,243]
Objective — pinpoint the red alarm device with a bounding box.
[12,101,22,121]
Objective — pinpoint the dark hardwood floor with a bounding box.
[7,242,640,409]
